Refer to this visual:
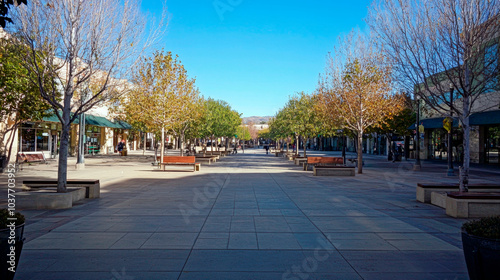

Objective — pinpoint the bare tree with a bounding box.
[369,0,500,191]
[9,0,167,192]
[316,30,403,174]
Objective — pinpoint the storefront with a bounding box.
[414,110,500,164]
[485,125,500,164]
[19,122,61,158]
[85,125,102,155]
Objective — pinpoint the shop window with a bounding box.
[484,43,498,93]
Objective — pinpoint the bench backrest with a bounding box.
[307,157,343,164]
[158,156,195,163]
[18,152,46,162]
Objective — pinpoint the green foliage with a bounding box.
[0,38,52,123]
[462,216,500,240]
[0,209,25,229]
[237,126,251,141]
[203,98,241,138]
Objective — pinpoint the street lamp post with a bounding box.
[413,94,421,171]
[447,84,455,176]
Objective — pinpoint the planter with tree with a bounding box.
[462,216,500,280]
[0,209,25,280]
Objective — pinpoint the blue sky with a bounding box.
[141,0,372,117]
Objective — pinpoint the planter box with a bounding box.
[462,231,500,280]
[17,187,86,209]
[0,224,25,280]
[430,191,447,209]
[294,158,307,165]
[22,179,100,199]
[416,183,500,203]
[313,166,355,176]
[445,192,500,218]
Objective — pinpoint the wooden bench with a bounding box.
[22,179,100,198]
[158,156,200,171]
[313,166,355,176]
[17,152,47,165]
[303,157,343,171]
[416,183,500,203]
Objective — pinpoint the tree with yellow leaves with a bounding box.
[123,51,200,162]
[316,30,404,173]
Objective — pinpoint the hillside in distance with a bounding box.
[242,116,271,124]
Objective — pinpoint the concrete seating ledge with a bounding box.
[22,179,101,198]
[416,183,500,203]
[313,166,355,176]
[445,191,500,218]
[17,187,86,209]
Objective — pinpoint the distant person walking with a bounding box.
[265,145,269,155]
[117,139,125,156]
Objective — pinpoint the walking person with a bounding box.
[265,145,269,155]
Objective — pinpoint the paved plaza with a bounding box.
[2,148,500,279]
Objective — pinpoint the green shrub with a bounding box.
[0,209,25,229]
[462,216,500,239]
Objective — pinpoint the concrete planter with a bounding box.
[0,224,25,280]
[462,231,500,280]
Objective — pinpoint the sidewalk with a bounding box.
[2,148,489,279]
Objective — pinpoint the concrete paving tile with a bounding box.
[348,259,452,273]
[183,250,306,271]
[209,209,234,215]
[328,238,398,251]
[193,238,228,249]
[201,222,231,232]
[386,239,460,251]
[179,272,285,280]
[257,233,301,249]
[110,232,152,249]
[25,232,127,249]
[233,208,261,215]
[141,233,198,249]
[359,272,447,280]
[228,233,258,249]
[254,216,292,232]
[288,222,321,233]
[294,233,335,250]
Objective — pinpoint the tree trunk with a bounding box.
[57,120,71,193]
[160,127,165,164]
[180,132,184,156]
[303,137,307,157]
[357,133,363,174]
[295,135,299,156]
[211,136,214,155]
[143,132,146,156]
[459,106,470,193]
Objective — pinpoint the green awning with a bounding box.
[42,112,132,129]
[409,110,500,129]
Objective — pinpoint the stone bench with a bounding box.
[196,156,216,165]
[445,192,500,218]
[313,166,355,176]
[294,157,307,165]
[22,179,100,198]
[416,183,500,203]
